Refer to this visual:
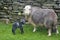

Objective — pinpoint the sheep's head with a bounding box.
[23,5,31,16]
[23,5,32,21]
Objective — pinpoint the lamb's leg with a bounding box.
[12,26,17,35]
[19,26,24,34]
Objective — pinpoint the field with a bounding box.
[0,22,60,40]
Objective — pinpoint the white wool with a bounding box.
[16,22,19,26]
[23,5,31,15]
[24,5,31,10]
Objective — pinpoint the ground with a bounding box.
[0,22,60,40]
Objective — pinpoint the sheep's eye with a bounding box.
[29,9,31,10]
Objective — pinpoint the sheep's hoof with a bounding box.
[33,30,36,32]
[56,31,59,34]
[48,34,51,37]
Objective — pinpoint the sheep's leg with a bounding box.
[45,20,52,36]
[30,21,36,32]
[48,28,51,36]
[54,20,59,34]
[55,25,59,34]
[33,26,36,32]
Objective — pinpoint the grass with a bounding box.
[0,22,60,40]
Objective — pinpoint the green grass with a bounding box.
[0,22,60,40]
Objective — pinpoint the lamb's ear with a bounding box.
[20,18,26,24]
